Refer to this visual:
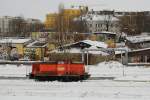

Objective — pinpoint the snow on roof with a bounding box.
[51,48,81,54]
[94,31,116,35]
[131,47,150,52]
[52,46,109,55]
[141,32,150,36]
[115,47,130,54]
[126,35,150,43]
[60,40,108,49]
[115,47,150,55]
[92,15,104,21]
[87,46,109,55]
[27,41,47,48]
[52,40,108,54]
[116,43,126,48]
[85,15,119,21]
[0,38,31,44]
[82,40,108,48]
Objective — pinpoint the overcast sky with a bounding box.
[0,0,150,21]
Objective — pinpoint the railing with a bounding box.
[0,61,56,64]
[82,48,128,65]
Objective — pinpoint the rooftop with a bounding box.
[126,35,150,43]
[0,38,31,44]
[94,31,116,35]
[27,41,47,48]
[85,15,119,21]
[57,40,108,49]
[81,40,108,48]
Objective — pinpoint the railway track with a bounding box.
[0,76,28,80]
[0,76,150,82]
[0,75,115,80]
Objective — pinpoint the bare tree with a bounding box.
[55,3,76,44]
[72,17,88,33]
[119,12,146,35]
[144,15,150,32]
[104,15,112,31]
[10,17,26,36]
[10,17,44,37]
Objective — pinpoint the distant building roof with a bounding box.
[126,35,150,43]
[52,40,108,55]
[27,41,47,48]
[115,47,130,54]
[56,40,108,50]
[94,31,116,35]
[85,15,119,21]
[0,38,31,44]
[81,40,108,48]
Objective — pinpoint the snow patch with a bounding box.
[0,64,31,77]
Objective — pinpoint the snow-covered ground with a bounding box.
[0,64,31,77]
[89,61,150,81]
[0,79,150,100]
[0,61,150,100]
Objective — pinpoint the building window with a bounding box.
[96,24,98,27]
[90,24,92,27]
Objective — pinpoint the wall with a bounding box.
[45,8,82,31]
[45,13,58,30]
[15,44,24,56]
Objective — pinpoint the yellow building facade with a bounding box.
[44,8,82,30]
[63,9,81,17]
[45,13,58,30]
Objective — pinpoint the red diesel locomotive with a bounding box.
[29,61,90,81]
